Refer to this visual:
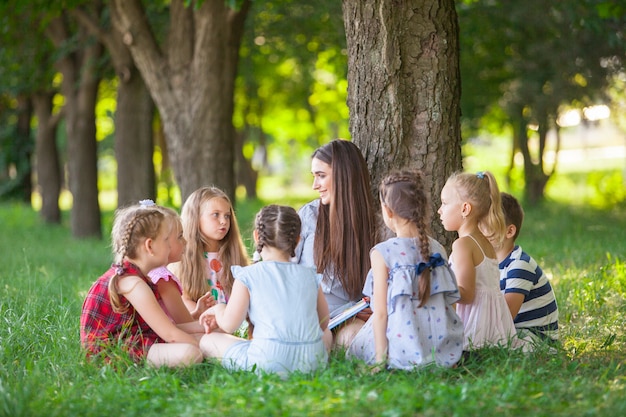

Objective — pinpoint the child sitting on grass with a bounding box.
[80,200,207,367]
[495,193,559,345]
[199,204,331,376]
[347,169,464,371]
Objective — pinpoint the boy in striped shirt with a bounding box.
[495,193,559,345]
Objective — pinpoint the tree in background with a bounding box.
[72,4,157,207]
[343,0,463,247]
[46,6,104,238]
[111,0,251,202]
[234,0,349,197]
[0,4,66,224]
[458,0,626,204]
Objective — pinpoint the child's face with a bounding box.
[199,197,232,250]
[438,183,463,232]
[149,222,172,268]
[167,219,186,263]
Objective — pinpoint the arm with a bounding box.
[370,249,389,366]
[294,202,317,266]
[156,280,194,324]
[504,293,525,319]
[316,286,330,330]
[118,276,198,346]
[450,238,476,304]
[206,279,250,334]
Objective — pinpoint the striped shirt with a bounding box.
[499,245,559,341]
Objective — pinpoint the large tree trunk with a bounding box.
[342,0,462,248]
[32,92,62,224]
[111,0,251,202]
[47,14,103,239]
[72,6,156,208]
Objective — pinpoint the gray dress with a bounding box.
[347,237,464,369]
[222,261,328,375]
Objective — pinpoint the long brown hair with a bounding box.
[178,186,249,301]
[312,139,377,300]
[379,169,432,306]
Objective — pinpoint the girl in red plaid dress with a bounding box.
[80,200,207,367]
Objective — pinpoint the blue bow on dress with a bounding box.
[415,253,445,274]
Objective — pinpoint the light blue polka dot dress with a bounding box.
[347,237,464,369]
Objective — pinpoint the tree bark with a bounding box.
[342,0,462,248]
[111,0,251,202]
[32,92,62,224]
[46,14,103,239]
[72,6,156,208]
[15,94,33,203]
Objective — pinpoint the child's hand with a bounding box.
[199,310,219,333]
[194,292,217,316]
[369,360,387,374]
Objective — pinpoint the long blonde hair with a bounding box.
[445,170,506,246]
[108,203,166,313]
[179,186,249,301]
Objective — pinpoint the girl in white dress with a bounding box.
[199,205,332,375]
[438,171,521,350]
[347,170,464,371]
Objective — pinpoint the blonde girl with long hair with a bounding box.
[438,171,521,351]
[171,187,249,318]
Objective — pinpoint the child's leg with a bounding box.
[146,343,203,367]
[199,332,246,358]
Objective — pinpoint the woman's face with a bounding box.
[311,157,333,206]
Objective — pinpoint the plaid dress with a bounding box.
[80,261,164,361]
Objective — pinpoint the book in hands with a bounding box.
[328,297,370,330]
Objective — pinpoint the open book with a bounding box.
[328,297,370,330]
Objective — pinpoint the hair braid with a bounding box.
[254,205,301,258]
[380,169,433,305]
[107,204,165,313]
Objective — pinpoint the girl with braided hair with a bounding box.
[347,170,464,371]
[438,171,521,351]
[80,200,207,367]
[198,205,331,376]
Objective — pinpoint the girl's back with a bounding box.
[349,237,464,369]
[222,258,328,374]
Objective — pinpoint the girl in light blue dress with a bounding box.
[347,170,464,370]
[199,205,331,375]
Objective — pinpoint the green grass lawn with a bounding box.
[1,176,626,415]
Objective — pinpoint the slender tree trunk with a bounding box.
[47,15,103,238]
[342,0,462,248]
[115,68,155,206]
[72,6,156,208]
[32,92,62,223]
[15,94,33,203]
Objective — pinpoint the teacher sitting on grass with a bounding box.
[294,139,378,348]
